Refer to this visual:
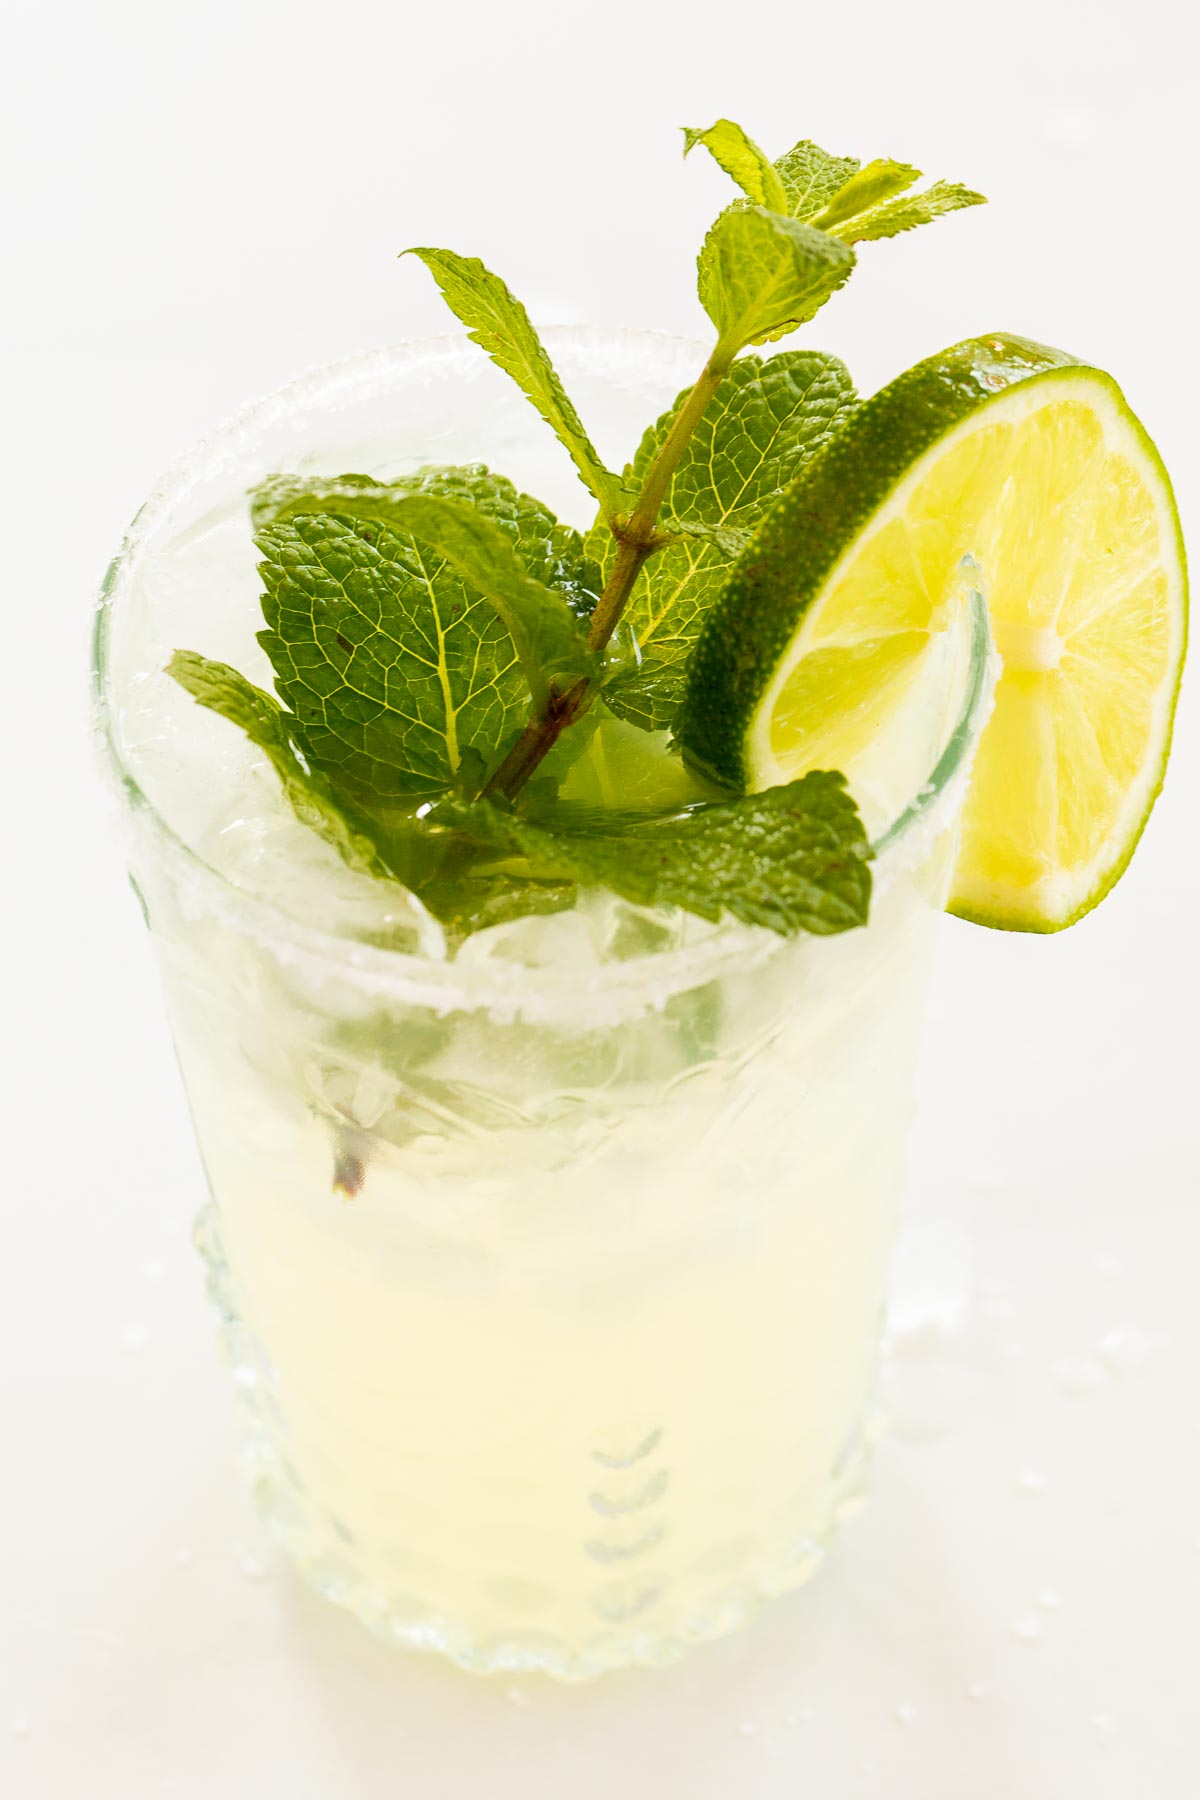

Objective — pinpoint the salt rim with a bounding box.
[92,331,995,1023]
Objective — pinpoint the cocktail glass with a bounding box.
[94,331,992,1677]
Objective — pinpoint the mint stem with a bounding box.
[482,346,733,799]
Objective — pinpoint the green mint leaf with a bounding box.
[589,351,857,730]
[773,140,861,219]
[430,770,872,938]
[253,469,596,700]
[253,464,601,622]
[823,179,987,244]
[409,860,577,939]
[324,489,595,704]
[682,118,789,212]
[403,248,627,517]
[807,159,921,230]
[437,881,578,939]
[165,650,395,880]
[698,205,855,355]
[251,471,381,532]
[255,511,534,803]
[658,351,857,531]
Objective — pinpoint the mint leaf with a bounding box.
[431,770,872,938]
[823,179,986,244]
[773,140,861,219]
[165,651,396,879]
[402,851,577,938]
[682,119,788,212]
[658,351,857,532]
[590,351,857,730]
[808,159,921,229]
[766,141,984,244]
[251,471,381,532]
[403,248,627,517]
[256,511,534,802]
[305,489,595,705]
[253,464,601,622]
[698,206,855,355]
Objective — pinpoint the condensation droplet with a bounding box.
[1010,1612,1043,1644]
[738,1721,755,1738]
[1015,1469,1045,1495]
[895,1701,917,1725]
[12,1718,31,1738]
[1096,1327,1162,1378]
[1036,1588,1062,1611]
[121,1323,148,1352]
[1091,1712,1115,1734]
[967,1681,987,1701]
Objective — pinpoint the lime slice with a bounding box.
[679,334,1187,931]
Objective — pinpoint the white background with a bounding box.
[3,0,1199,1794]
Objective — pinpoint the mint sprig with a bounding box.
[687,120,985,242]
[169,118,984,943]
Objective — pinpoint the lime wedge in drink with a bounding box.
[679,334,1187,930]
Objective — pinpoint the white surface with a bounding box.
[3,0,1198,1793]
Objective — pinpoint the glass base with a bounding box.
[197,1203,876,1680]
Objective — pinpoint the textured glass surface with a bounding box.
[95,333,990,1677]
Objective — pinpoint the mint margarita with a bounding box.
[95,123,1184,1676]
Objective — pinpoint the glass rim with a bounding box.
[92,328,995,1011]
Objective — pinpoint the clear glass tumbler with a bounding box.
[94,331,993,1678]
